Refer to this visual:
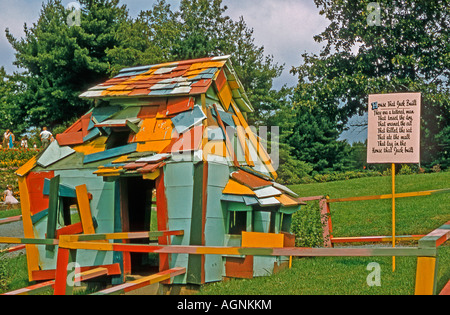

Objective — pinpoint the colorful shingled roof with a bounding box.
[80,55,253,113]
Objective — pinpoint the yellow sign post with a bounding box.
[367,92,422,272]
[392,163,396,271]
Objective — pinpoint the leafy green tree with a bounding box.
[6,0,129,127]
[291,0,449,168]
[287,105,354,173]
[171,0,285,126]
[106,0,180,75]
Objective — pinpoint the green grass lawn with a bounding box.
[292,171,450,237]
[0,172,448,295]
[200,171,450,295]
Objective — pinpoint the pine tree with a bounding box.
[6,0,129,127]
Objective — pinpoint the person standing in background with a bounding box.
[3,129,10,149]
[8,131,15,149]
[40,127,53,149]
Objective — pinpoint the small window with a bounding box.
[106,128,131,149]
[228,211,248,235]
[281,213,292,233]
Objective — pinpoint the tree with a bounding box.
[106,0,180,75]
[6,0,129,127]
[0,67,23,133]
[171,0,286,126]
[291,0,449,167]
[287,105,353,173]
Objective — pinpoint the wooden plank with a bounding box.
[17,176,40,281]
[46,176,60,251]
[0,244,26,254]
[230,169,272,190]
[2,267,108,296]
[327,188,450,203]
[56,222,84,238]
[55,132,84,146]
[83,143,138,164]
[43,179,77,198]
[92,267,186,295]
[213,104,238,166]
[332,235,425,244]
[31,263,121,282]
[81,113,92,137]
[2,280,55,296]
[58,239,436,257]
[15,156,37,177]
[230,101,277,179]
[0,237,58,245]
[225,256,253,279]
[83,128,102,143]
[242,232,284,248]
[75,185,96,235]
[53,248,77,295]
[439,280,450,295]
[234,122,254,167]
[37,141,77,167]
[254,186,282,199]
[222,179,256,196]
[319,197,333,248]
[171,105,206,134]
[257,197,281,207]
[415,257,438,295]
[419,221,450,248]
[0,215,22,226]
[217,82,233,110]
[275,194,302,207]
[166,96,195,116]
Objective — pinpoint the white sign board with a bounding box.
[367,93,421,164]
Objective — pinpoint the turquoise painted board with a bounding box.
[221,194,245,203]
[83,127,102,142]
[83,143,138,164]
[206,186,227,219]
[253,211,271,233]
[53,169,115,268]
[92,106,122,123]
[211,107,236,128]
[31,209,48,225]
[171,106,206,134]
[165,186,194,219]
[109,106,141,120]
[45,176,60,251]
[43,179,77,198]
[164,162,195,187]
[243,196,259,206]
[253,256,277,277]
[207,162,230,188]
[227,202,252,212]
[204,217,227,283]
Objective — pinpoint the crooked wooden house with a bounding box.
[16,55,305,287]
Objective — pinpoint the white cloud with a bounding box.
[223,0,329,87]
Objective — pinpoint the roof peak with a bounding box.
[117,55,232,76]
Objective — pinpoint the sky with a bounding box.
[0,0,366,142]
